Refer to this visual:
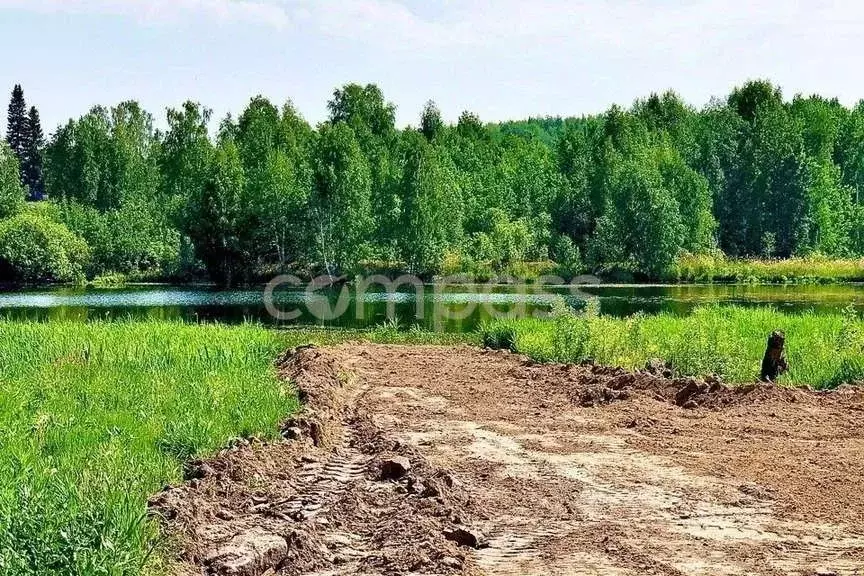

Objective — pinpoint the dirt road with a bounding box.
[152,344,864,576]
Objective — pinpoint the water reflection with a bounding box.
[0,283,862,332]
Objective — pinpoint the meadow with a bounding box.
[0,320,469,576]
[482,303,864,388]
[667,253,864,284]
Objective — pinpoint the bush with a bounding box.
[0,213,91,283]
[480,320,518,350]
[468,208,546,272]
[58,200,190,281]
[551,234,583,278]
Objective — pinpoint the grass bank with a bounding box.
[667,254,864,284]
[481,305,864,389]
[0,320,472,576]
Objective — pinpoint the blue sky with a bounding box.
[1,0,863,135]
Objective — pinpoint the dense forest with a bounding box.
[2,80,864,285]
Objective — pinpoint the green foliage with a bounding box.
[327,84,400,259]
[399,132,461,274]
[5,85,28,164]
[45,103,160,212]
[11,79,864,285]
[728,80,783,123]
[161,101,214,212]
[312,122,373,275]
[24,107,45,200]
[469,208,545,272]
[0,141,25,219]
[795,159,853,256]
[591,153,685,276]
[669,253,864,283]
[245,102,314,269]
[482,305,864,389]
[420,100,444,142]
[456,111,486,141]
[185,136,250,286]
[58,200,185,280]
[4,84,44,199]
[551,234,583,277]
[328,84,396,140]
[837,102,864,197]
[41,102,181,281]
[0,211,90,283]
[496,116,571,147]
[655,144,716,253]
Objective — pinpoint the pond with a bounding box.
[2,283,864,332]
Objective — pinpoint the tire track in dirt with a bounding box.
[152,346,481,576]
[278,379,373,522]
[337,344,864,576]
[153,343,864,576]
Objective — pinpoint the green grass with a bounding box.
[0,320,473,576]
[667,253,864,283]
[481,304,864,389]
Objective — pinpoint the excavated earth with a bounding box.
[150,344,864,576]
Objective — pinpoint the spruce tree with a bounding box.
[5,85,28,177]
[25,106,44,200]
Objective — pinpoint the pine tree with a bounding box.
[5,85,28,182]
[420,100,443,141]
[25,107,44,200]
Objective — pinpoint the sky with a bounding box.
[0,0,863,135]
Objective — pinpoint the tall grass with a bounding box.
[668,253,864,283]
[0,320,297,575]
[481,304,864,389]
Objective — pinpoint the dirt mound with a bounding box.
[516,357,809,411]
[277,344,352,448]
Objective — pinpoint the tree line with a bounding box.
[2,80,864,285]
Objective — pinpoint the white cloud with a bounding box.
[0,0,293,27]
[2,0,862,55]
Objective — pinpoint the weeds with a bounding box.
[668,253,864,283]
[481,305,864,389]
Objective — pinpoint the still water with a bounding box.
[1,283,864,332]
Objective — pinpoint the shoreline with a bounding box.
[7,277,864,292]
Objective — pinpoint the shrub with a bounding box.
[468,208,545,272]
[58,200,189,280]
[551,234,583,279]
[480,320,518,350]
[0,213,91,283]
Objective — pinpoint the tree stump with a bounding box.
[760,330,788,382]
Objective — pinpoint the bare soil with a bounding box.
[151,344,864,576]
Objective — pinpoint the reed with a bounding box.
[668,253,864,283]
